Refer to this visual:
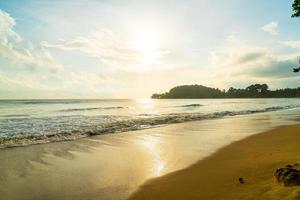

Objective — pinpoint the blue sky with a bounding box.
[0,0,299,98]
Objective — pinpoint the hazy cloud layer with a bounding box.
[209,46,299,89]
[41,30,170,70]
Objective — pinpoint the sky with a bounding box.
[0,0,300,99]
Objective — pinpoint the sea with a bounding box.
[0,98,300,148]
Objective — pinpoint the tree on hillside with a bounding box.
[292,0,300,17]
[292,1,300,73]
[293,60,300,73]
[246,84,269,96]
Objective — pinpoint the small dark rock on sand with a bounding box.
[238,177,245,184]
[275,164,300,186]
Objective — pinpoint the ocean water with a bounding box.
[0,98,299,148]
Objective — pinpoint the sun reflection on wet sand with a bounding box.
[137,135,166,176]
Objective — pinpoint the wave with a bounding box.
[2,100,83,105]
[0,99,131,105]
[179,104,203,107]
[1,104,299,148]
[60,106,127,112]
[2,114,29,118]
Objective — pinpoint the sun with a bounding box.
[130,29,159,62]
[131,30,158,53]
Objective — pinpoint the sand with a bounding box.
[129,124,300,200]
[0,109,299,200]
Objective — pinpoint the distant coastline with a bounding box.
[151,84,300,99]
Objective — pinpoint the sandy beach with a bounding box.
[129,124,300,200]
[0,109,299,200]
[1,0,300,199]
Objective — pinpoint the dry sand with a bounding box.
[129,124,300,200]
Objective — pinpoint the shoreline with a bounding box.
[129,124,300,200]
[1,105,299,149]
[1,110,299,200]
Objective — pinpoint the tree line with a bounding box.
[151,84,300,99]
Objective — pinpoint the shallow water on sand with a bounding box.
[0,108,299,200]
[1,98,300,147]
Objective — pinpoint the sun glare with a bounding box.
[137,98,154,105]
[130,29,160,63]
[132,31,158,52]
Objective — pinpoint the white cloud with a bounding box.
[225,34,238,43]
[0,10,22,43]
[0,10,64,73]
[282,40,300,50]
[261,21,278,35]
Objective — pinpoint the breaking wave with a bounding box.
[60,106,127,112]
[178,104,203,107]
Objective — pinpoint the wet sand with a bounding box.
[0,109,299,200]
[129,124,300,200]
